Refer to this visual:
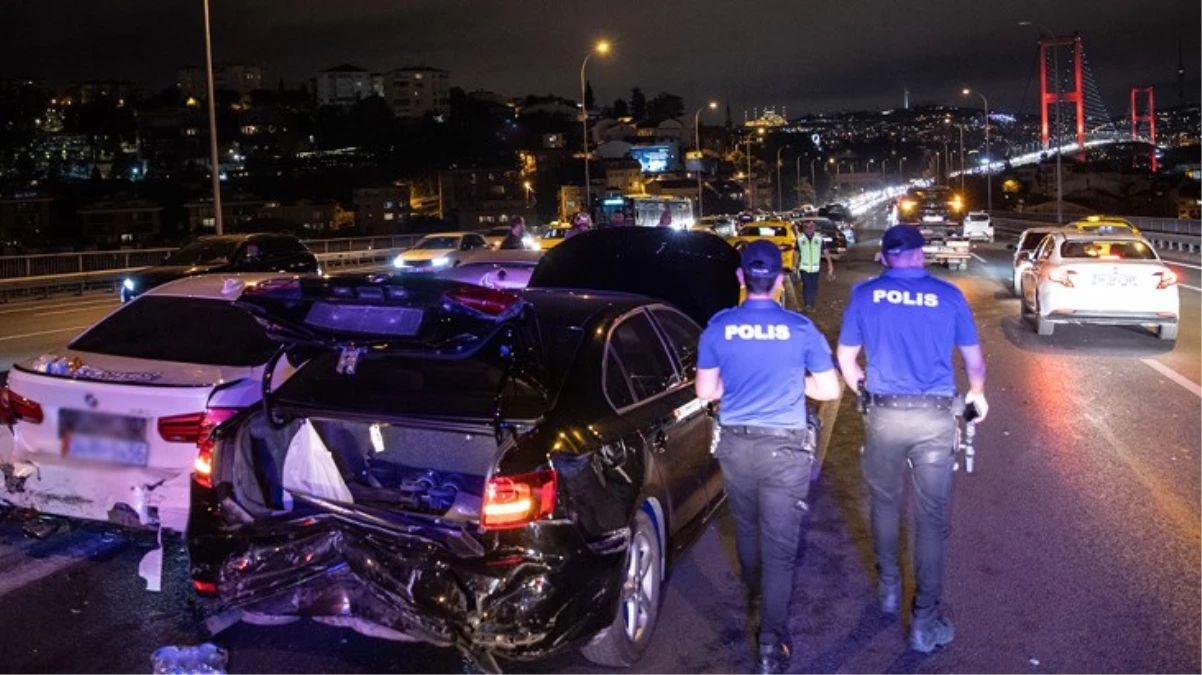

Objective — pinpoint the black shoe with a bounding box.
[909,614,954,653]
[878,580,901,615]
[756,641,790,675]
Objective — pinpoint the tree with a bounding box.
[612,98,629,118]
[630,87,646,121]
[646,92,684,120]
[584,81,595,112]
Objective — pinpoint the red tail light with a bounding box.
[1049,268,1076,287]
[159,408,241,488]
[446,285,522,317]
[192,580,217,595]
[1157,268,1179,289]
[481,469,557,530]
[779,244,794,252]
[0,386,43,425]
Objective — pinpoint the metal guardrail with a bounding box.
[0,247,403,302]
[993,211,1201,236]
[991,217,1201,255]
[0,234,423,280]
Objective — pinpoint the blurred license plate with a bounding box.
[922,215,944,223]
[59,409,149,466]
[1093,274,1135,287]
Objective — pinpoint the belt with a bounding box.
[868,393,955,410]
[721,424,805,438]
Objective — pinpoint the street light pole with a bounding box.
[1020,21,1062,223]
[775,145,791,212]
[693,101,717,218]
[962,88,991,212]
[899,157,907,182]
[579,41,610,218]
[202,0,223,234]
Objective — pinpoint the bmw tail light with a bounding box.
[481,469,557,530]
[446,285,523,317]
[159,408,241,488]
[1049,268,1076,287]
[1157,269,1179,289]
[0,387,43,425]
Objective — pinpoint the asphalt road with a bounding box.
[0,220,1198,673]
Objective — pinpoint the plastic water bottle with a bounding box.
[150,643,228,674]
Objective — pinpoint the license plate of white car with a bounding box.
[1093,274,1135,287]
[922,215,944,223]
[59,409,149,465]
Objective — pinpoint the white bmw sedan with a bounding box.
[1019,231,1180,340]
[0,274,295,532]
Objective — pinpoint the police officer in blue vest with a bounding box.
[696,240,842,674]
[835,224,988,653]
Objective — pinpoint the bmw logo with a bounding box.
[84,393,98,409]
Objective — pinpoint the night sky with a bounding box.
[2,0,1198,116]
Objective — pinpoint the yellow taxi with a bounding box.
[725,221,798,274]
[537,222,572,250]
[1071,215,1140,235]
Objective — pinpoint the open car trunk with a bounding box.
[226,409,505,525]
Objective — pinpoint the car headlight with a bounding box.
[431,256,451,268]
[393,256,406,269]
[123,278,135,291]
[522,235,535,249]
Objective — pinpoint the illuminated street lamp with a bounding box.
[1018,21,1062,223]
[202,0,223,233]
[523,180,534,207]
[580,40,610,215]
[693,100,718,218]
[775,145,792,212]
[962,87,992,213]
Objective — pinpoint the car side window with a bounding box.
[603,345,635,410]
[649,308,701,380]
[607,312,678,404]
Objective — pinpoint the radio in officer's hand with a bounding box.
[955,401,980,474]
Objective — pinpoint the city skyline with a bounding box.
[1,0,1198,117]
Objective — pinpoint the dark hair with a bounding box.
[745,272,776,294]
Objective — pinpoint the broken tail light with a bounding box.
[481,469,557,530]
[0,386,43,425]
[157,408,241,489]
[1157,269,1179,289]
[446,285,522,317]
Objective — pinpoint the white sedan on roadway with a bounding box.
[1019,231,1180,340]
[962,211,994,241]
[392,232,490,272]
[0,274,295,533]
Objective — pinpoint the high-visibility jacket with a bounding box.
[798,234,824,273]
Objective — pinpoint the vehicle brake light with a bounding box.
[1049,268,1076,287]
[779,244,794,252]
[158,408,241,488]
[0,387,43,425]
[446,285,522,317]
[481,469,557,530]
[192,580,217,595]
[1157,269,1179,289]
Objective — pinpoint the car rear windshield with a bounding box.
[967,214,989,221]
[68,296,278,366]
[1060,240,1156,260]
[740,226,788,237]
[164,239,239,266]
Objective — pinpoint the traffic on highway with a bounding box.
[0,200,1197,674]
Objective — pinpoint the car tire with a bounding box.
[1159,324,1178,341]
[580,508,662,667]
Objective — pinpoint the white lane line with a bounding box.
[0,532,123,598]
[1180,284,1202,292]
[970,253,988,263]
[35,305,117,317]
[1140,358,1202,398]
[0,298,116,315]
[1170,261,1202,271]
[0,325,89,342]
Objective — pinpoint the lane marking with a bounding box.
[0,326,89,342]
[0,298,117,315]
[1180,284,1201,292]
[0,531,124,598]
[970,253,988,263]
[35,305,117,317]
[1140,358,1202,398]
[1169,261,1202,271]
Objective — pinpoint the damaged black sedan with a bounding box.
[186,229,742,670]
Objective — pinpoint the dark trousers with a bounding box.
[861,405,956,620]
[799,271,820,309]
[715,426,812,646]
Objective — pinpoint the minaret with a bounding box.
[904,86,910,110]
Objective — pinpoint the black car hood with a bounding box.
[528,227,740,326]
